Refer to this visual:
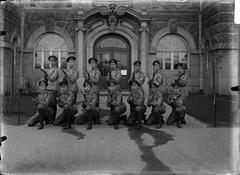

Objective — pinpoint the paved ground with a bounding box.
[0,95,237,175]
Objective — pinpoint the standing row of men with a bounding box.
[27,55,188,130]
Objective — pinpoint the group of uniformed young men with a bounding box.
[27,55,188,130]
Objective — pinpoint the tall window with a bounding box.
[156,34,189,70]
[34,33,68,69]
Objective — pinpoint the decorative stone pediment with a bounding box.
[45,17,56,31]
[98,4,126,32]
[72,3,151,23]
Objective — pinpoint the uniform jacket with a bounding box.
[127,87,145,106]
[83,90,97,110]
[87,68,101,94]
[106,69,121,84]
[47,66,60,91]
[147,89,164,107]
[128,71,145,86]
[167,87,185,108]
[171,72,188,96]
[107,90,122,107]
[58,90,75,108]
[36,90,55,109]
[66,68,79,93]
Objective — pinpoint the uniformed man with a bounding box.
[127,60,147,124]
[64,56,79,105]
[169,63,188,124]
[86,57,101,124]
[147,82,166,128]
[105,59,121,91]
[106,81,126,130]
[148,60,166,124]
[54,80,78,129]
[166,83,186,128]
[128,61,145,91]
[127,80,146,129]
[148,60,165,93]
[75,81,99,130]
[44,55,60,122]
[27,79,55,129]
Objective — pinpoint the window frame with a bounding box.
[156,34,189,70]
[33,33,68,69]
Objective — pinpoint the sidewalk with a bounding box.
[1,112,235,174]
[1,94,236,174]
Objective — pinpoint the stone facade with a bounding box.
[202,0,239,94]
[0,2,22,97]
[0,0,239,96]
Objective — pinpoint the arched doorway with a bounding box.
[93,33,131,90]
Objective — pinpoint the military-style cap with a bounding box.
[152,60,161,66]
[66,56,76,62]
[109,59,118,64]
[83,80,92,87]
[129,79,141,87]
[88,57,98,64]
[48,55,58,62]
[133,60,141,66]
[231,85,239,91]
[174,63,184,69]
[38,79,48,86]
[59,79,68,87]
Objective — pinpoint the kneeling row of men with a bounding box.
[27,76,185,130]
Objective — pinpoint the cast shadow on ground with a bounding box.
[127,126,175,174]
[61,127,85,140]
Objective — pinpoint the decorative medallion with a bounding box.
[99,4,126,32]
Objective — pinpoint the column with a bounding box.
[76,20,85,88]
[140,22,148,74]
[20,10,25,89]
[140,22,149,96]
[199,11,203,93]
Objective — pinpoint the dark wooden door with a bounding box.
[94,35,131,90]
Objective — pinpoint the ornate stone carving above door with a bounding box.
[45,18,56,31]
[99,4,126,32]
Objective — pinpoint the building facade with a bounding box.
[0,0,239,97]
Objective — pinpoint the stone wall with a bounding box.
[0,2,22,97]
[24,10,76,49]
[202,0,239,94]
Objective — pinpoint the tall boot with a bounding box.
[156,114,163,129]
[49,105,57,124]
[63,109,71,129]
[63,123,71,129]
[38,109,45,130]
[136,111,142,130]
[176,113,182,128]
[181,113,186,124]
[87,110,93,130]
[87,121,92,130]
[113,113,119,130]
[176,120,182,128]
[96,113,101,124]
[142,114,147,125]
[38,121,44,130]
